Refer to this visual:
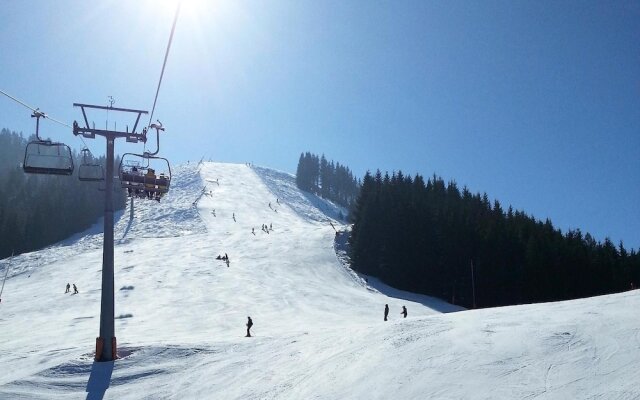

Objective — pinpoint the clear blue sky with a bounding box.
[1,0,639,249]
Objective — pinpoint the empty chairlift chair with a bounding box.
[23,110,74,176]
[78,148,105,181]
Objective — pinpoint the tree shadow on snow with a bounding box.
[364,276,466,314]
[85,361,114,400]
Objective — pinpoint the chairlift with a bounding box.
[78,148,105,182]
[23,110,74,176]
[119,153,171,199]
[118,122,171,200]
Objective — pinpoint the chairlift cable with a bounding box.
[0,89,38,113]
[0,88,71,128]
[147,1,181,128]
[1,88,90,149]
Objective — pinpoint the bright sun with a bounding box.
[152,0,210,19]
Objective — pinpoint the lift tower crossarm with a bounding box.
[73,103,149,137]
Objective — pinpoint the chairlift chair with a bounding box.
[119,152,171,197]
[23,111,74,176]
[78,148,105,182]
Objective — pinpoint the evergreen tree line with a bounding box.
[0,128,126,259]
[349,170,640,309]
[295,152,360,208]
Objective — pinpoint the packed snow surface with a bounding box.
[0,162,638,399]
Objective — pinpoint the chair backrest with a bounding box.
[23,141,74,176]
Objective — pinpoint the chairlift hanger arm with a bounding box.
[145,121,165,156]
[31,110,46,141]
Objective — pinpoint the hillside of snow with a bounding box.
[0,162,639,399]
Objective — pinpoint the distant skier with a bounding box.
[384,304,389,321]
[401,306,407,318]
[65,283,70,293]
[252,227,255,235]
[73,284,79,294]
[268,202,272,209]
[269,223,272,231]
[246,316,253,337]
[233,213,236,222]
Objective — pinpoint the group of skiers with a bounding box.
[243,304,408,339]
[260,223,273,234]
[383,304,408,321]
[65,283,79,294]
[216,253,230,267]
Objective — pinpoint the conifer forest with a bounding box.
[295,152,360,209]
[349,170,640,308]
[0,128,126,259]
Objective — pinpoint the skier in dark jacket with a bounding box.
[246,316,253,337]
[401,306,407,318]
[65,283,70,293]
[384,304,389,321]
[73,284,79,294]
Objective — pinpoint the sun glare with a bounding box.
[150,0,212,20]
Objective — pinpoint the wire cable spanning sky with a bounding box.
[0,0,638,249]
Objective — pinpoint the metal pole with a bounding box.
[0,252,13,301]
[471,260,476,309]
[130,196,134,220]
[98,136,116,361]
[73,103,148,361]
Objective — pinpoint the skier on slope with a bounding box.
[246,316,253,337]
[73,284,79,294]
[401,306,407,318]
[65,283,70,293]
[384,304,389,321]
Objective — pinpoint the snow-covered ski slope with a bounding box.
[1,162,639,399]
